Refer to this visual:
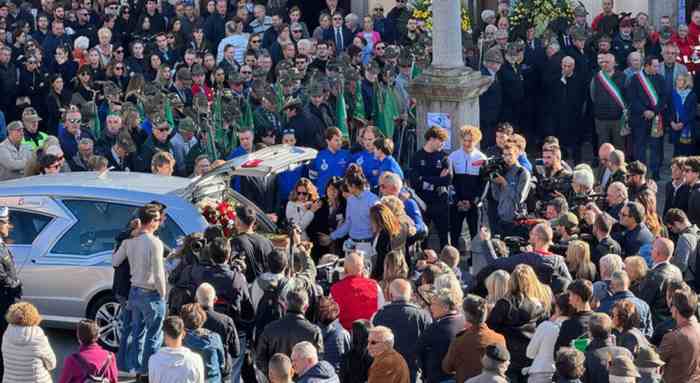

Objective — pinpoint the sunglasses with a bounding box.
[156,127,170,132]
[368,340,382,345]
[251,39,261,43]
[333,17,342,20]
[115,66,124,70]
[115,49,124,53]
[67,118,81,123]
[292,30,302,33]
[241,71,252,74]
[296,190,308,196]
[27,60,36,64]
[376,46,385,50]
[374,8,384,11]
[47,163,61,170]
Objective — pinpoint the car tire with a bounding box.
[88,294,122,352]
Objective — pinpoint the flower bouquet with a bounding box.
[201,199,237,238]
[509,0,575,37]
[412,0,472,33]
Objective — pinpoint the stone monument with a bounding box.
[408,0,493,150]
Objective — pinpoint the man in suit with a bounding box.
[170,68,194,108]
[638,237,684,327]
[552,56,587,163]
[665,157,691,215]
[106,135,135,172]
[479,47,503,148]
[323,12,352,55]
[625,55,666,169]
[499,41,525,128]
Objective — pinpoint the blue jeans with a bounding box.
[230,334,247,383]
[116,295,133,372]
[128,287,166,374]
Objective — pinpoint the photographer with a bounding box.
[490,141,531,236]
[544,196,570,220]
[475,223,572,294]
[448,125,487,242]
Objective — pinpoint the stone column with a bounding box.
[408,0,493,150]
[432,0,464,68]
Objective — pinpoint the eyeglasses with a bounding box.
[67,118,81,123]
[241,71,252,74]
[374,7,384,11]
[156,127,170,132]
[376,46,385,50]
[292,29,302,33]
[27,60,36,64]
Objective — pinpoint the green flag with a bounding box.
[336,84,349,139]
[352,80,366,120]
[240,98,254,129]
[208,94,222,160]
[164,98,175,129]
[374,84,400,139]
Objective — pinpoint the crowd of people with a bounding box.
[0,0,700,382]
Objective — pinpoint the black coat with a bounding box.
[688,182,700,226]
[230,232,275,283]
[555,310,594,353]
[416,313,466,383]
[626,71,666,134]
[203,307,240,378]
[307,197,346,259]
[287,111,325,150]
[637,262,684,326]
[373,299,432,375]
[255,312,324,374]
[487,295,546,371]
[479,66,502,127]
[583,338,634,383]
[499,62,525,126]
[322,26,353,53]
[552,72,587,145]
[665,182,690,215]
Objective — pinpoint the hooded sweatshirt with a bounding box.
[297,360,341,383]
[250,272,289,312]
[148,346,205,383]
[1,324,56,383]
[183,329,225,383]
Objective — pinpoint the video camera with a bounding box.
[480,156,508,180]
[537,173,573,197]
[569,192,607,213]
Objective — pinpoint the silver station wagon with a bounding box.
[0,145,316,349]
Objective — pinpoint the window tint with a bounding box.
[52,200,184,256]
[7,210,51,245]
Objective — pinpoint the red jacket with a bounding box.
[331,275,382,330]
[58,343,118,383]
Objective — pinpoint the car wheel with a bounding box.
[89,295,121,352]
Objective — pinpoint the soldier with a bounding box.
[0,207,23,378]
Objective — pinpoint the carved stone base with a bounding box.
[408,66,493,150]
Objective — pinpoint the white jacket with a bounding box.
[148,346,205,383]
[525,318,564,374]
[285,201,315,240]
[1,324,56,383]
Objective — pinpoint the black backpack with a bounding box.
[253,279,287,344]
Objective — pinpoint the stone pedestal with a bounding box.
[409,67,493,150]
[408,0,493,150]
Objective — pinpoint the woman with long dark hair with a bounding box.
[338,320,373,383]
[308,176,347,261]
[369,203,402,281]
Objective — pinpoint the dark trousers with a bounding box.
[423,201,450,250]
[449,205,478,248]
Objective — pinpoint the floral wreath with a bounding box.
[509,0,575,37]
[412,0,471,32]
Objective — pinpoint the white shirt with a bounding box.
[448,148,487,176]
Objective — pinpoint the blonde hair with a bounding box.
[677,72,694,89]
[381,195,406,217]
[6,302,42,326]
[485,270,510,305]
[624,256,648,282]
[459,125,482,142]
[510,264,552,313]
[566,240,592,277]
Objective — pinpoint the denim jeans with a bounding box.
[116,295,133,372]
[128,287,166,374]
[229,334,247,383]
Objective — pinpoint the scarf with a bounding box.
[673,88,693,143]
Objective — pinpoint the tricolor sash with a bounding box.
[637,71,664,137]
[597,71,626,110]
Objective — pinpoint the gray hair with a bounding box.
[344,13,359,26]
[609,181,629,200]
[433,287,459,311]
[380,172,403,190]
[370,326,395,347]
[291,341,318,361]
[562,56,575,65]
[78,138,93,147]
[610,270,630,292]
[573,169,594,190]
[548,41,561,52]
[74,35,90,50]
[286,288,309,313]
[609,149,626,168]
[600,254,624,280]
[196,282,216,308]
[297,39,312,51]
[627,51,641,65]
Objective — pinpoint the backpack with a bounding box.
[253,279,287,344]
[73,352,112,383]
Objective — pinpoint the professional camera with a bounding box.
[316,255,344,295]
[480,156,508,179]
[569,192,607,213]
[537,173,573,196]
[498,235,528,254]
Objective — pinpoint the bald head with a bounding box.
[344,251,365,276]
[389,279,412,301]
[599,143,614,160]
[652,237,674,263]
